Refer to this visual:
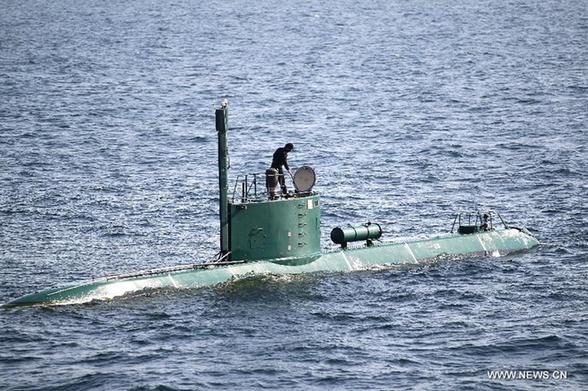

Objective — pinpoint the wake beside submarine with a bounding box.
[6,101,539,306]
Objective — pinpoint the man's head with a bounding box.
[285,143,294,152]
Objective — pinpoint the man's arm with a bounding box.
[283,150,290,172]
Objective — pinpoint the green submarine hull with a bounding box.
[5,103,540,307]
[7,227,538,306]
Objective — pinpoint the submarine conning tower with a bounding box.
[215,101,321,265]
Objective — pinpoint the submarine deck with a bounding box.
[6,227,538,307]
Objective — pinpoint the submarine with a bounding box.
[6,101,539,306]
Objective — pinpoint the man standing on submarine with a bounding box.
[271,143,294,195]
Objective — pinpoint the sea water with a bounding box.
[1,0,586,389]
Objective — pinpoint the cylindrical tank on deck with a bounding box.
[265,168,279,199]
[330,223,382,245]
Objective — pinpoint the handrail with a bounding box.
[231,171,287,203]
[494,211,509,229]
[450,210,508,233]
[231,175,241,203]
[103,253,242,281]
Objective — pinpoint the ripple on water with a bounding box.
[1,0,587,389]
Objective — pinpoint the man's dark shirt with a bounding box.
[271,147,289,171]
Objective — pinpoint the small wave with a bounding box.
[189,135,208,142]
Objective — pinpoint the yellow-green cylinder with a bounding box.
[330,223,382,245]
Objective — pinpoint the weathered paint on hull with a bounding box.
[6,228,538,306]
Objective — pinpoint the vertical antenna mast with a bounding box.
[215,99,229,256]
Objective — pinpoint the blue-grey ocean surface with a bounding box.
[1,0,587,390]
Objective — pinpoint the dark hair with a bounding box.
[285,143,294,151]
